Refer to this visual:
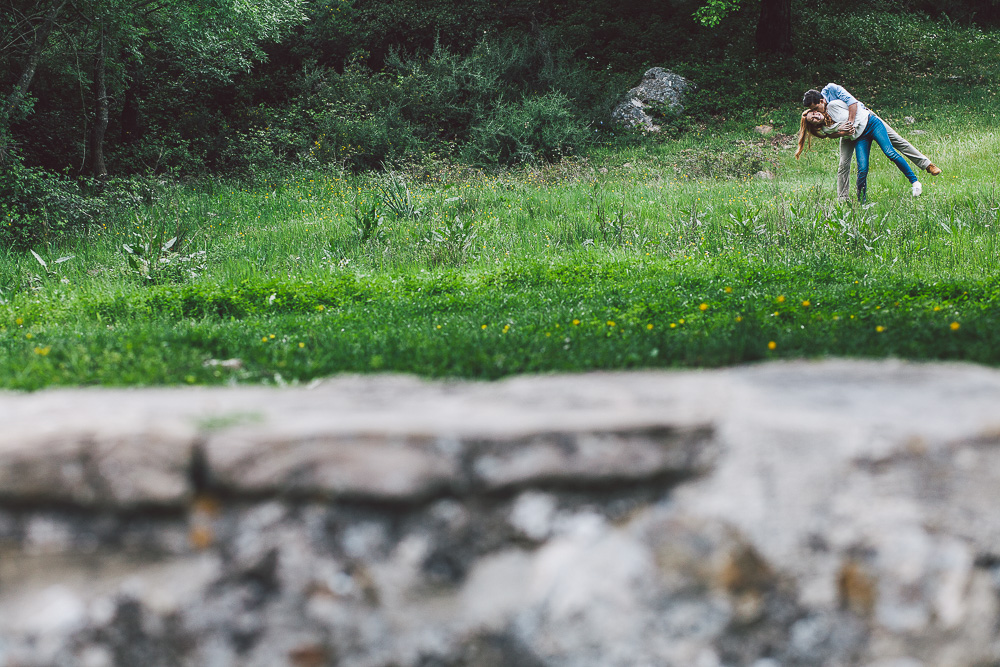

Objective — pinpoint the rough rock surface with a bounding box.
[3,360,1000,666]
[611,67,695,132]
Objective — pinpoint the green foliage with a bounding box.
[463,91,589,166]
[216,35,606,174]
[7,0,1000,186]
[424,213,478,266]
[27,249,76,279]
[1,0,309,180]
[161,0,309,79]
[796,8,1000,104]
[0,154,97,248]
[383,36,610,165]
[375,170,422,219]
[222,62,404,173]
[588,180,645,248]
[347,169,421,245]
[352,198,385,243]
[121,211,204,285]
[694,0,744,27]
[545,0,710,73]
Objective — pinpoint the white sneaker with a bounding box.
[912,181,923,196]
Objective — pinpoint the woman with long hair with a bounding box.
[796,99,925,203]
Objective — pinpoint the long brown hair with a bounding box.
[795,109,834,159]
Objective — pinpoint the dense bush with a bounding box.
[0,150,159,248]
[0,153,92,248]
[220,36,611,172]
[463,91,589,164]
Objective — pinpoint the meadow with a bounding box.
[2,103,998,389]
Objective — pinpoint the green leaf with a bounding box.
[694,0,743,27]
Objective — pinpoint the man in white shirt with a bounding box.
[802,84,941,201]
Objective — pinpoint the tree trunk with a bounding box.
[86,24,109,177]
[755,0,793,54]
[2,0,67,165]
[6,0,67,115]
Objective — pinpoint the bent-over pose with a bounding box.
[797,99,930,203]
[802,84,941,201]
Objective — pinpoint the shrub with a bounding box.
[224,35,616,173]
[0,150,162,246]
[220,62,418,174]
[464,91,590,165]
[0,153,94,248]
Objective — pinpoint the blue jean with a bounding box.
[855,115,917,203]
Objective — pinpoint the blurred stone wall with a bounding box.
[3,360,1000,666]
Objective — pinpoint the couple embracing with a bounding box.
[795,83,941,203]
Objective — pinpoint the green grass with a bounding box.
[2,261,993,389]
[2,98,998,389]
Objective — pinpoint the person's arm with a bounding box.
[821,83,859,107]
[822,84,859,132]
[810,124,844,139]
[840,102,857,134]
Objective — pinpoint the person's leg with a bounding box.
[837,137,854,201]
[882,121,932,171]
[855,138,871,204]
[869,116,918,184]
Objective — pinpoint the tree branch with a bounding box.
[142,1,170,18]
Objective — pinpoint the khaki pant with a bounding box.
[837,121,931,200]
